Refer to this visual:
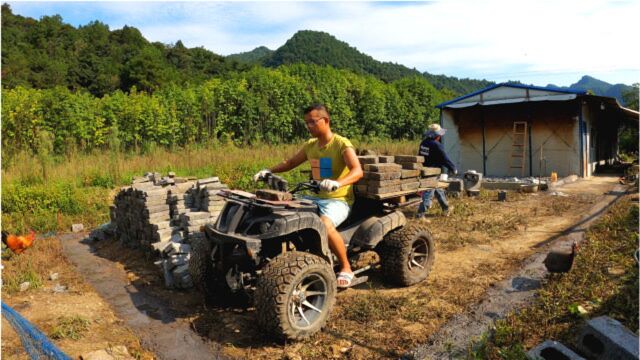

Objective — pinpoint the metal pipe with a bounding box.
[481,107,487,175]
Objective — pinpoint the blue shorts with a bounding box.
[301,196,350,227]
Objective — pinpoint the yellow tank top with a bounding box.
[303,134,355,204]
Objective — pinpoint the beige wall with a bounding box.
[443,101,581,178]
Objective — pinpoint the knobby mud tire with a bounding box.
[189,237,212,294]
[377,223,435,286]
[255,251,336,341]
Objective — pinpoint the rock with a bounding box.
[72,223,85,232]
[107,345,134,360]
[52,284,68,293]
[49,273,59,281]
[81,349,113,360]
[19,282,30,292]
[284,353,302,360]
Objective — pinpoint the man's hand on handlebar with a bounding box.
[319,179,340,192]
[253,169,272,182]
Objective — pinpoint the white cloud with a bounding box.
[8,0,639,85]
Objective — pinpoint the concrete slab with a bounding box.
[576,316,639,360]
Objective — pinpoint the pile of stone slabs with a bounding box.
[354,155,442,200]
[110,173,229,289]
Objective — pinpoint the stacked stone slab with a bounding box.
[112,174,177,250]
[111,173,229,289]
[354,155,441,197]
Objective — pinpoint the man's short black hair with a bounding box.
[304,103,330,116]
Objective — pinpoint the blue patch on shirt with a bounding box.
[319,157,333,178]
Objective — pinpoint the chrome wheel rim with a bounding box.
[408,237,429,271]
[289,273,328,329]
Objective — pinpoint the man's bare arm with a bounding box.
[269,149,307,173]
[336,147,363,187]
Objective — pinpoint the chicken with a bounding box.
[1,230,36,254]
[544,241,579,273]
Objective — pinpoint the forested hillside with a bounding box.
[547,75,634,105]
[231,30,494,94]
[0,4,248,96]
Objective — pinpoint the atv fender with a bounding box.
[349,211,406,249]
[278,211,331,261]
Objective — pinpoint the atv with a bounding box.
[190,174,435,340]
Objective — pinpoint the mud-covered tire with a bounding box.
[377,224,435,286]
[255,251,336,341]
[189,237,212,293]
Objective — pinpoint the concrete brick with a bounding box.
[357,155,379,164]
[421,167,442,176]
[367,179,401,187]
[419,177,438,188]
[168,243,191,256]
[364,171,402,181]
[169,253,190,266]
[368,185,401,194]
[202,183,228,191]
[394,155,425,163]
[256,189,293,201]
[400,162,423,170]
[145,204,170,214]
[151,221,172,231]
[363,163,402,172]
[401,169,420,179]
[162,261,175,288]
[447,179,464,192]
[146,212,171,222]
[183,211,212,221]
[196,177,219,186]
[378,156,395,163]
[401,182,420,191]
[71,223,84,232]
[527,340,585,360]
[172,264,190,278]
[576,316,639,360]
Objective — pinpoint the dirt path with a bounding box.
[409,177,627,358]
[60,234,224,360]
[55,176,622,359]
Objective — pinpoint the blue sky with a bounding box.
[7,1,639,87]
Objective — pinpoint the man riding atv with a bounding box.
[253,104,364,288]
[191,104,436,340]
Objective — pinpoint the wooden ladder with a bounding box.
[509,121,528,177]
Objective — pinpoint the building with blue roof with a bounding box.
[435,83,638,178]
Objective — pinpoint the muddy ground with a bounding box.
[1,176,620,359]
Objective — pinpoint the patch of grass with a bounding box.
[2,236,71,294]
[1,141,416,233]
[2,260,42,293]
[471,195,639,358]
[342,289,409,324]
[49,315,91,340]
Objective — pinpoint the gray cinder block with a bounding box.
[527,340,585,360]
[576,316,639,360]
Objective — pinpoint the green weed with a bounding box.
[49,315,91,340]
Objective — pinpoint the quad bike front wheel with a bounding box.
[189,237,212,294]
[255,251,336,340]
[377,223,435,286]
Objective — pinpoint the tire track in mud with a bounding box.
[407,182,628,359]
[61,234,225,360]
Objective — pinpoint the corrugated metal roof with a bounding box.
[436,83,587,109]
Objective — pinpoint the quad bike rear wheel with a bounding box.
[255,251,336,340]
[377,223,435,286]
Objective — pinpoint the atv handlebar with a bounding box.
[259,173,320,194]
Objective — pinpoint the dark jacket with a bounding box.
[418,138,456,173]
